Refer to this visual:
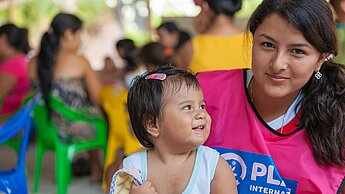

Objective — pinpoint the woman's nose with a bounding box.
[271,52,288,72]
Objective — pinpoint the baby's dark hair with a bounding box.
[127,66,200,148]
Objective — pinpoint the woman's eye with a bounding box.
[262,42,274,48]
[183,105,192,110]
[291,49,305,55]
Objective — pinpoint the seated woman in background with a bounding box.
[0,23,31,119]
[176,0,251,73]
[28,12,103,182]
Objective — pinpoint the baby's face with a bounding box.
[156,84,211,151]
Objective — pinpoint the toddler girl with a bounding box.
[110,66,237,194]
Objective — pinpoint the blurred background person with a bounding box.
[330,0,345,64]
[192,0,212,34]
[28,12,103,183]
[116,38,136,61]
[156,21,191,63]
[0,23,31,119]
[138,41,172,70]
[115,38,146,88]
[97,56,124,86]
[175,0,252,73]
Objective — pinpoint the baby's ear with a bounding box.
[142,114,160,138]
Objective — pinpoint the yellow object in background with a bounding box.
[190,33,252,73]
[100,85,142,190]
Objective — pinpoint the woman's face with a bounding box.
[70,29,82,51]
[193,1,212,33]
[0,34,11,60]
[251,13,326,99]
[157,28,178,49]
[62,28,82,51]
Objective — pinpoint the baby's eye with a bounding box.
[262,42,274,48]
[183,105,192,110]
[291,49,305,55]
[200,104,206,110]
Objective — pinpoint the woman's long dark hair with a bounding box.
[247,0,345,167]
[0,23,30,54]
[37,13,82,118]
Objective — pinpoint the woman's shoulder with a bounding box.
[59,53,90,68]
[197,69,244,81]
[55,53,92,78]
[197,69,245,94]
[28,56,38,80]
[193,32,247,41]
[0,55,27,70]
[192,33,249,54]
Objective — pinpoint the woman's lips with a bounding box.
[266,73,288,84]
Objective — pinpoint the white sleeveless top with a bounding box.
[122,145,220,194]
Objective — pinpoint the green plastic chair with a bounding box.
[32,95,107,194]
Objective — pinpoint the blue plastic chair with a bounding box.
[0,95,40,194]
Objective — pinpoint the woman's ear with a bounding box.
[201,1,209,11]
[143,114,160,138]
[315,53,327,72]
[62,29,74,41]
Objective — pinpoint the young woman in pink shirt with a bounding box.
[0,23,31,118]
[198,0,345,193]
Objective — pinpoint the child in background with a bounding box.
[138,42,173,70]
[110,66,237,194]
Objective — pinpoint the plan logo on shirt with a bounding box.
[215,147,298,194]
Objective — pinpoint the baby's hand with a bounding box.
[129,181,157,194]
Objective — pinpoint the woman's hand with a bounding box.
[130,181,157,194]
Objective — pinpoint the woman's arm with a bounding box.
[174,40,193,70]
[210,156,238,194]
[28,57,38,81]
[80,56,102,106]
[0,72,16,99]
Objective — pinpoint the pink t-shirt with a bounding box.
[198,69,345,194]
[0,55,30,117]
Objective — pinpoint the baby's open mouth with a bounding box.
[192,125,205,131]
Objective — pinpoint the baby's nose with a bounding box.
[195,111,206,119]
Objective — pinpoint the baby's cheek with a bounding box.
[207,114,212,126]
